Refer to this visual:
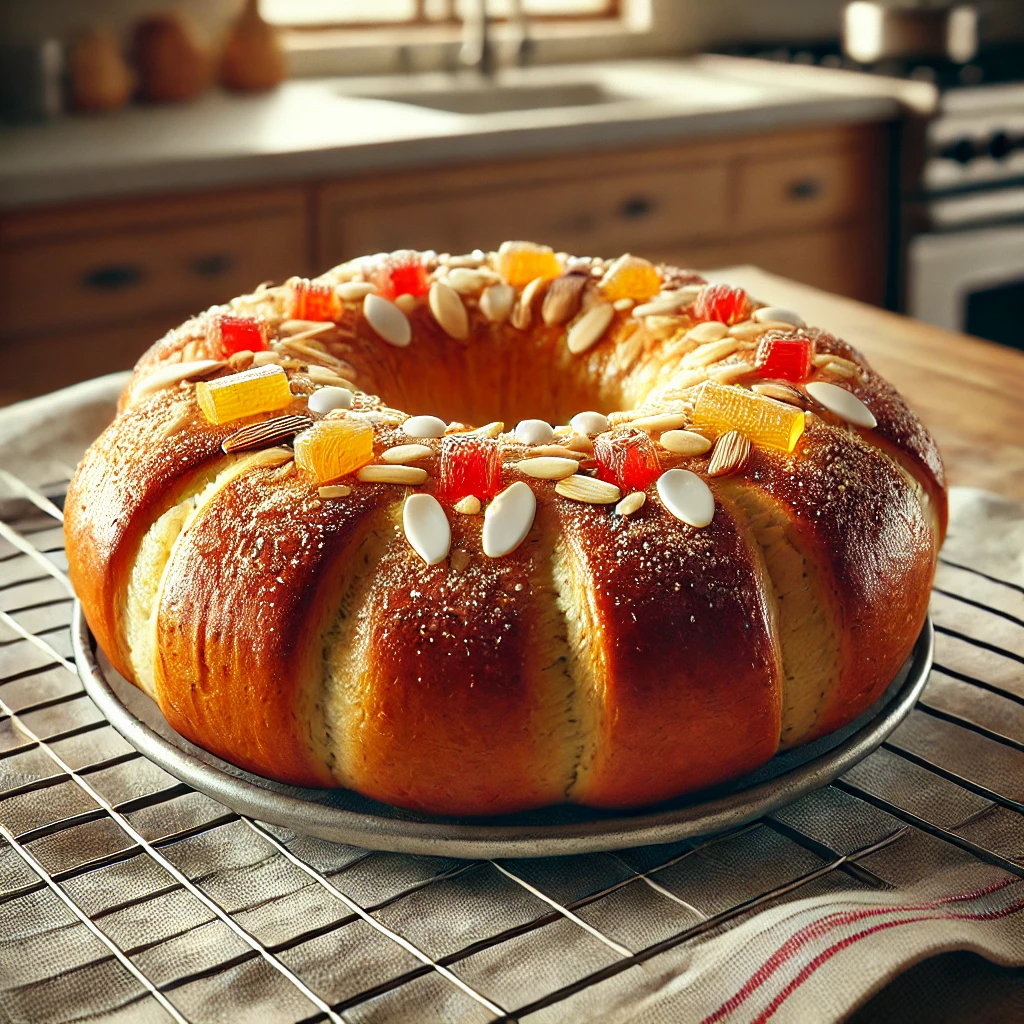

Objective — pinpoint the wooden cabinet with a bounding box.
[317,124,886,304]
[0,122,887,404]
[0,186,311,402]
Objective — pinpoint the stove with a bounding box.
[717,42,1024,349]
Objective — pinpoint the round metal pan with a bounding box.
[74,602,932,859]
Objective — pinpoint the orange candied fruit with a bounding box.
[497,241,562,287]
[599,254,661,302]
[294,418,374,483]
[692,381,804,452]
[196,364,293,425]
[371,250,430,300]
[287,276,341,322]
[692,283,751,326]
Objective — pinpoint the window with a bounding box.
[263,0,619,29]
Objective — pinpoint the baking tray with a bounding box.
[74,602,932,859]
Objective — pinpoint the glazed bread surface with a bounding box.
[65,245,946,814]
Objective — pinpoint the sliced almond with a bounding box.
[752,382,807,406]
[517,457,579,480]
[657,468,714,528]
[511,276,548,331]
[306,365,359,390]
[615,491,646,516]
[454,495,482,515]
[318,484,352,499]
[805,381,877,428]
[132,359,225,399]
[729,319,795,340]
[252,350,284,367]
[428,280,470,340]
[542,273,589,326]
[659,429,712,456]
[682,338,741,369]
[446,267,499,294]
[276,339,351,373]
[337,281,376,302]
[754,305,804,327]
[403,493,451,566]
[555,474,621,504]
[480,283,515,323]
[356,464,428,485]
[823,359,858,379]
[628,413,690,432]
[707,431,752,477]
[566,302,615,355]
[526,445,587,459]
[483,481,536,558]
[685,321,729,343]
[364,293,412,348]
[447,420,504,440]
[382,443,433,464]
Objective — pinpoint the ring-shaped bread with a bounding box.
[65,243,946,815]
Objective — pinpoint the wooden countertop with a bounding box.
[722,267,1024,505]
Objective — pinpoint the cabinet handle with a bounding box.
[82,263,144,291]
[788,178,824,201]
[190,253,236,277]
[620,195,655,219]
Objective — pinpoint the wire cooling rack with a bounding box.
[2,466,1023,1023]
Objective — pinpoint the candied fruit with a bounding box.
[692,381,804,452]
[497,241,562,288]
[196,364,293,425]
[692,284,750,326]
[756,334,813,382]
[439,435,502,502]
[372,251,430,300]
[214,314,268,356]
[294,418,373,483]
[287,276,340,321]
[599,254,661,302]
[593,430,661,492]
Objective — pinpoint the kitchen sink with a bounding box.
[361,81,630,115]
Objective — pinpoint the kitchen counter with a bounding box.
[0,55,936,210]
[725,266,1024,505]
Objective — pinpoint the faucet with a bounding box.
[459,0,497,78]
[459,0,533,77]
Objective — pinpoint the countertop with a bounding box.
[0,55,937,210]
[725,266,1024,504]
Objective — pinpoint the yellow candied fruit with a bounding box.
[497,241,562,287]
[692,381,805,453]
[294,418,374,483]
[196,364,292,425]
[598,254,661,302]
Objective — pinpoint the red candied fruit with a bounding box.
[756,333,813,382]
[214,314,268,356]
[439,434,502,502]
[372,251,430,301]
[692,283,750,326]
[593,430,661,492]
[287,277,340,321]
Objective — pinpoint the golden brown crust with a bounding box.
[65,247,946,815]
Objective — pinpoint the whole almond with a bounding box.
[541,273,589,326]
[707,431,752,477]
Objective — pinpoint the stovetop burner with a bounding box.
[714,40,1024,93]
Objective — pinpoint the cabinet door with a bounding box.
[320,163,729,267]
[0,188,310,338]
